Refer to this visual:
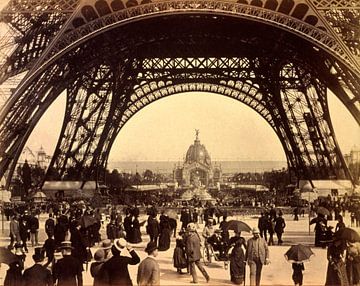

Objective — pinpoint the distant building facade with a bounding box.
[344,146,360,183]
[174,130,222,187]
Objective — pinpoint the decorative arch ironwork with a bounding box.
[0,10,357,187]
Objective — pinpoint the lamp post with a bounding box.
[308,190,311,235]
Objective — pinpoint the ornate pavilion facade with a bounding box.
[174,131,222,187]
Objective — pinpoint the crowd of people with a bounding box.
[1,200,360,286]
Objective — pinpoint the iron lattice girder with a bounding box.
[36,0,360,75]
[0,0,358,101]
[0,12,356,185]
[45,52,349,182]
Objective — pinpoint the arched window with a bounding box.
[111,0,125,11]
[278,0,294,14]
[81,5,99,22]
[264,0,278,10]
[250,0,263,7]
[291,3,309,20]
[304,15,319,26]
[95,0,112,16]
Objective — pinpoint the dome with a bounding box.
[185,132,211,166]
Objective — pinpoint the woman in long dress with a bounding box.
[173,237,188,274]
[229,235,246,284]
[325,239,349,286]
[158,215,171,251]
[129,215,142,244]
[346,242,360,286]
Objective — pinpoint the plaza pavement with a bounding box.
[0,211,357,285]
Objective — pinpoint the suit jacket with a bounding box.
[185,232,202,262]
[137,256,160,286]
[102,250,140,286]
[10,219,20,238]
[245,237,269,264]
[23,263,53,286]
[53,255,83,286]
[147,216,160,237]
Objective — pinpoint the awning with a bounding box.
[42,181,97,191]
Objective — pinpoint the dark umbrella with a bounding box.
[225,220,252,233]
[284,244,314,263]
[335,227,360,242]
[316,206,330,216]
[310,216,327,225]
[0,247,19,265]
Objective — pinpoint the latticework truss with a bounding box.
[0,0,358,187]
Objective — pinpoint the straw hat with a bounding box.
[114,238,127,251]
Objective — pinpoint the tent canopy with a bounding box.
[42,181,97,191]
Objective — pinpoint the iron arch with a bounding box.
[0,12,356,186]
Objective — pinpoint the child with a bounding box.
[173,237,188,274]
[292,262,304,286]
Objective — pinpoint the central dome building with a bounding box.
[174,130,221,187]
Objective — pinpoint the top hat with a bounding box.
[60,241,74,250]
[145,241,158,254]
[252,227,260,234]
[114,238,127,252]
[100,239,112,250]
[33,247,44,261]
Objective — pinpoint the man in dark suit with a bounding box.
[274,211,286,245]
[245,227,270,286]
[147,213,160,245]
[137,241,160,286]
[53,241,83,286]
[23,247,53,286]
[70,220,88,265]
[102,238,140,286]
[185,223,210,284]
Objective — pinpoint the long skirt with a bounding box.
[230,246,245,284]
[129,227,142,244]
[173,247,188,269]
[346,259,360,285]
[158,229,171,251]
[325,260,349,286]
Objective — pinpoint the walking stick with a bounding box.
[243,263,246,286]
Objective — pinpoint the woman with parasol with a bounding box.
[337,227,360,285]
[229,232,247,285]
[325,238,349,286]
[284,244,314,286]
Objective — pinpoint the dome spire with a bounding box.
[195,129,200,141]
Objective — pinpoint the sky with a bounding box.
[25,90,360,162]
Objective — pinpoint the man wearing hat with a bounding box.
[23,247,53,286]
[100,239,113,260]
[245,227,270,286]
[53,241,83,286]
[90,249,107,286]
[101,238,140,286]
[185,223,210,284]
[137,241,160,286]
